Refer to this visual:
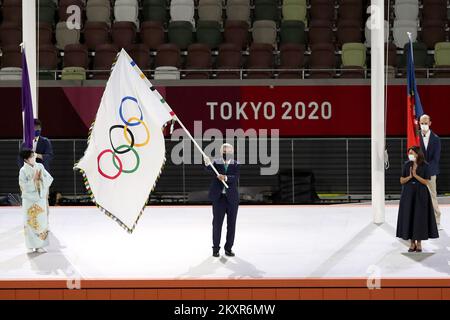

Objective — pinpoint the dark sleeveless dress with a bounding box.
[396,161,439,241]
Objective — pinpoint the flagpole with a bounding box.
[22,0,37,117]
[370,0,385,224]
[124,51,229,189]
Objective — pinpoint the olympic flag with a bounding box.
[75,49,174,233]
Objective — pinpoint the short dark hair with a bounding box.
[408,145,426,165]
[34,119,42,127]
[19,149,34,161]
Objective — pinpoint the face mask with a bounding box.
[35,129,41,137]
[222,153,233,161]
[420,124,429,132]
[408,154,416,162]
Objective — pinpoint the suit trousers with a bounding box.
[427,175,442,225]
[212,194,238,251]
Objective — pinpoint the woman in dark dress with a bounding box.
[396,146,439,252]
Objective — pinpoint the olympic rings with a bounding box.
[109,125,135,154]
[119,96,143,126]
[112,145,140,174]
[123,117,150,147]
[97,149,123,180]
[97,96,151,180]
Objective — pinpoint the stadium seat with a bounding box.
[61,67,86,80]
[140,21,166,50]
[364,20,389,47]
[433,42,450,78]
[226,0,251,23]
[83,21,110,51]
[216,43,242,79]
[400,41,428,77]
[196,20,223,50]
[38,44,59,79]
[38,0,56,25]
[308,20,334,46]
[246,43,274,79]
[39,22,54,46]
[310,0,335,21]
[280,20,306,46]
[154,66,181,79]
[337,0,363,22]
[422,0,447,22]
[0,45,21,68]
[386,42,397,78]
[0,22,22,47]
[1,0,22,24]
[56,21,80,49]
[282,0,307,24]
[337,19,363,48]
[170,0,196,27]
[340,42,366,78]
[111,21,136,49]
[142,0,168,24]
[92,43,118,79]
[198,0,223,23]
[420,20,447,50]
[168,21,194,50]
[127,44,151,71]
[86,0,111,25]
[252,20,277,47]
[155,43,182,68]
[114,0,139,29]
[0,67,22,80]
[393,19,418,48]
[394,0,419,21]
[254,0,279,22]
[185,43,212,79]
[63,44,89,70]
[224,20,249,49]
[308,43,336,78]
[278,43,305,79]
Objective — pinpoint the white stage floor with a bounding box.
[0,205,449,280]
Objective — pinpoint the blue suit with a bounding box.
[206,159,240,252]
[19,136,54,173]
[420,130,441,176]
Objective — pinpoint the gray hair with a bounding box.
[220,143,234,154]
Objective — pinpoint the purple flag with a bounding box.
[22,48,34,149]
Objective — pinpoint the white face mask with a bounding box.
[408,154,416,162]
[420,124,429,132]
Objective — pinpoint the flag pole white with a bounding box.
[22,0,38,117]
[370,0,385,223]
[132,65,229,189]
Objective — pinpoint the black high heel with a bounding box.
[408,244,416,252]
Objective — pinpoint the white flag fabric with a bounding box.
[75,49,173,233]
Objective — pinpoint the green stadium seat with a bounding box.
[280,20,306,45]
[168,21,194,50]
[196,20,223,50]
[61,67,86,80]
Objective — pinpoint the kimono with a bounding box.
[19,162,54,249]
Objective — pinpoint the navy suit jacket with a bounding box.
[420,130,441,176]
[18,136,54,172]
[205,159,240,204]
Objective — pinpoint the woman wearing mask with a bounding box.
[19,149,54,253]
[396,146,439,252]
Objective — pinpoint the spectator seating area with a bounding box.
[0,0,450,79]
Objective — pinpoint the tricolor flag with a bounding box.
[75,49,174,233]
[406,37,424,149]
[21,48,34,149]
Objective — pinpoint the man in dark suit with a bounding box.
[19,119,54,172]
[204,143,240,257]
[419,114,442,229]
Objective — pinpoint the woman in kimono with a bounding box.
[19,149,54,253]
[396,146,439,252]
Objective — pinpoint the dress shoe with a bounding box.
[213,251,220,257]
[225,250,235,257]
